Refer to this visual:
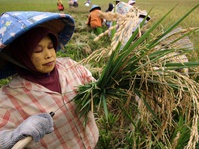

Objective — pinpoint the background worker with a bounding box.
[127,0,136,6]
[86,4,104,35]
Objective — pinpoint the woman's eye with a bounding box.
[48,43,54,49]
[33,46,43,53]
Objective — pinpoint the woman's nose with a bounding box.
[44,49,52,59]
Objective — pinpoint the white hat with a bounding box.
[128,0,136,5]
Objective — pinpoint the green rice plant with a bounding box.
[96,113,118,149]
[170,115,191,149]
[73,3,199,148]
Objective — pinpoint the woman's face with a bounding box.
[31,35,56,73]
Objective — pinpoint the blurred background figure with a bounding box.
[84,0,91,7]
[86,4,103,35]
[113,1,151,49]
[106,3,114,12]
[68,0,73,8]
[115,0,120,6]
[57,0,64,11]
[105,3,114,28]
[128,0,136,6]
[73,0,79,7]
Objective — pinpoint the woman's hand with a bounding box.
[0,113,54,149]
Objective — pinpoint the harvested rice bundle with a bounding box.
[95,5,149,55]
[74,4,199,148]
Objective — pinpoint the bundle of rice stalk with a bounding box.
[95,6,144,55]
[73,4,199,148]
[87,7,145,66]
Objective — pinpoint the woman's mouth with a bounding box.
[43,61,55,66]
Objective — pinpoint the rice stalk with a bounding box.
[94,6,143,55]
[78,47,109,64]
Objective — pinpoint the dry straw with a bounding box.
[95,6,142,55]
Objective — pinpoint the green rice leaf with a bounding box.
[102,94,108,121]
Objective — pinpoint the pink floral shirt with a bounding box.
[0,58,99,149]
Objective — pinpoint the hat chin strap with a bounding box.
[0,52,29,70]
